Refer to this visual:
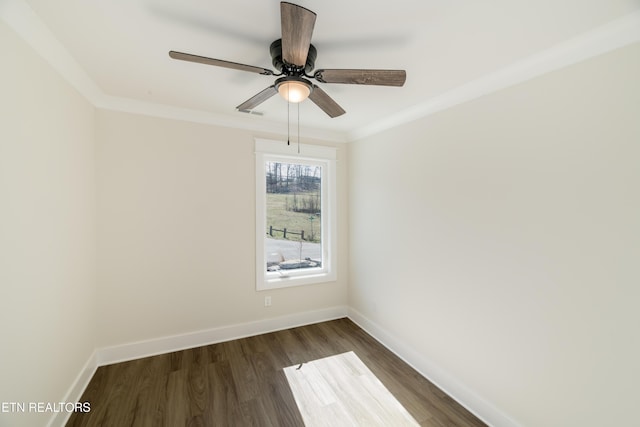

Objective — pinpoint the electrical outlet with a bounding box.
[264,296,272,307]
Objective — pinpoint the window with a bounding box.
[255,139,337,290]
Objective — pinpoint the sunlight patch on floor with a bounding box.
[283,351,420,426]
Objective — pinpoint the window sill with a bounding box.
[258,270,337,291]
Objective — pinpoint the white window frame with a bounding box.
[255,139,337,290]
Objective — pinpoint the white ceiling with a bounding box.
[14,0,640,140]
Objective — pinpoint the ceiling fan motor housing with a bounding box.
[270,39,317,75]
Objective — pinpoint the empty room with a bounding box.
[1,1,639,426]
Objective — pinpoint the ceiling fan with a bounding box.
[169,2,406,118]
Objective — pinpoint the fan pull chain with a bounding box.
[297,102,300,154]
[287,85,291,146]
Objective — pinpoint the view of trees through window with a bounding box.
[265,161,322,273]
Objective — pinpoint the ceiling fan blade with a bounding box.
[236,86,278,111]
[314,69,406,86]
[309,85,345,118]
[169,51,274,75]
[280,2,316,67]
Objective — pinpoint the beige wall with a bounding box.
[96,110,348,348]
[0,21,97,427]
[348,43,640,426]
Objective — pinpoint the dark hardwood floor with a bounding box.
[67,318,486,427]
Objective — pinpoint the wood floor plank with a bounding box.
[67,319,486,427]
[207,360,241,425]
[228,354,260,403]
[164,369,188,427]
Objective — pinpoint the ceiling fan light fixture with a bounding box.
[276,77,312,103]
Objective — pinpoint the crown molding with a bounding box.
[347,10,640,141]
[3,0,638,143]
[96,95,348,143]
[0,0,347,143]
[1,0,103,102]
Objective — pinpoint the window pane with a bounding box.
[265,161,322,273]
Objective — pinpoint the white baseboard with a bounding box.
[47,350,98,427]
[347,307,521,427]
[97,305,348,366]
[51,305,516,427]
[48,306,347,426]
